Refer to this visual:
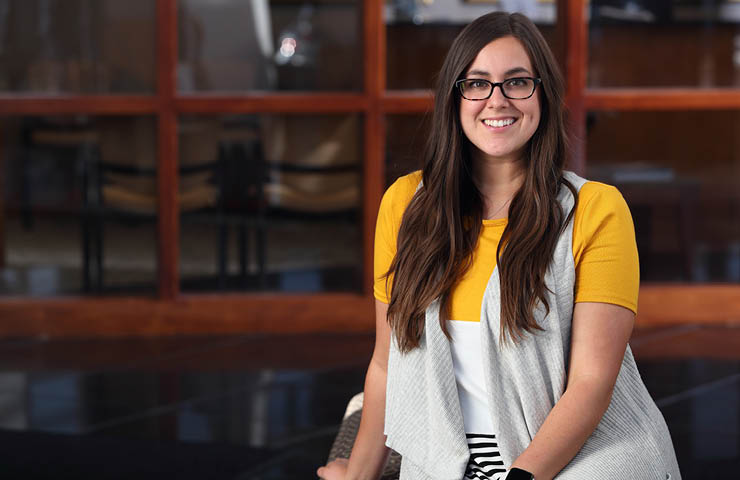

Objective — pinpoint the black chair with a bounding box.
[82,117,222,292]
[250,115,362,289]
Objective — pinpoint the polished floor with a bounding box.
[0,325,738,479]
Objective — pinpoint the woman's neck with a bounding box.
[472,155,525,219]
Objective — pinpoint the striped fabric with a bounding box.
[464,433,507,480]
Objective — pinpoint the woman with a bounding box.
[318,12,680,480]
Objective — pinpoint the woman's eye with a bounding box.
[470,80,487,88]
[506,78,525,86]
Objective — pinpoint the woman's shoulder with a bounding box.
[381,170,423,214]
[390,169,423,195]
[577,180,628,212]
[573,180,633,236]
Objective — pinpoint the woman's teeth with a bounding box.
[484,118,515,128]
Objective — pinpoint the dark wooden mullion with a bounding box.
[0,142,4,268]
[156,0,179,300]
[361,0,385,297]
[0,294,375,337]
[175,94,368,113]
[363,0,385,297]
[586,88,740,110]
[0,285,737,337]
[0,96,159,115]
[381,91,433,113]
[561,0,588,176]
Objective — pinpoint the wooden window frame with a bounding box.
[0,0,737,337]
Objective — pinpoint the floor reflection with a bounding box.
[0,328,737,479]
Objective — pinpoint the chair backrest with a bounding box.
[259,115,360,212]
[96,117,221,213]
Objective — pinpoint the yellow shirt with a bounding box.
[374,171,639,319]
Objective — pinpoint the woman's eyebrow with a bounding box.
[504,67,532,76]
[466,69,490,77]
[465,67,533,78]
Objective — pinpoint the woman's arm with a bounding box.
[508,301,635,480]
[317,299,392,480]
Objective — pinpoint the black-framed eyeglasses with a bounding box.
[454,77,542,100]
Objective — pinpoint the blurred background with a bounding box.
[0,0,738,478]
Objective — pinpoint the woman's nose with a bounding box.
[487,85,510,108]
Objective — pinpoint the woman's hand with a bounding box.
[317,458,348,480]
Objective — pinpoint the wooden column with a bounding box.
[561,0,588,175]
[362,0,385,296]
[0,129,5,268]
[157,0,179,299]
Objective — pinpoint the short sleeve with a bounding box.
[373,171,422,303]
[572,182,640,314]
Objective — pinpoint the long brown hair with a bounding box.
[384,12,577,352]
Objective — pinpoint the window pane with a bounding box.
[588,2,740,88]
[0,0,156,94]
[179,114,363,293]
[0,116,158,296]
[386,1,560,90]
[178,0,362,92]
[385,114,429,187]
[586,110,740,283]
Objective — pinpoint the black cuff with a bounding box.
[505,467,534,480]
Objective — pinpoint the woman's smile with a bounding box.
[482,116,518,130]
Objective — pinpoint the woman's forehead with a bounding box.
[466,36,534,76]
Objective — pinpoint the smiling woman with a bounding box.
[318,11,681,480]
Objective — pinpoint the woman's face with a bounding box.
[458,36,541,165]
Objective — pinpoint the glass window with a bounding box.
[0,0,156,94]
[179,114,363,293]
[385,0,561,90]
[586,110,740,283]
[388,111,740,285]
[178,0,362,92]
[385,114,430,187]
[0,116,158,296]
[588,1,740,88]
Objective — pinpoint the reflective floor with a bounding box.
[0,326,738,479]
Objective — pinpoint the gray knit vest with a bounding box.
[384,171,681,480]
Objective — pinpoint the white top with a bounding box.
[447,320,507,480]
[446,320,494,433]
